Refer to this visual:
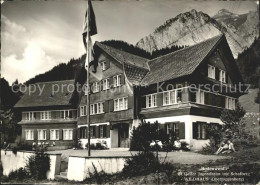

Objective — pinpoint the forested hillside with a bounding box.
[236,37,260,88]
[25,55,86,85]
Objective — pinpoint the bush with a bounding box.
[85,142,107,150]
[123,151,160,177]
[180,141,190,151]
[25,150,50,180]
[8,168,28,181]
[130,120,168,151]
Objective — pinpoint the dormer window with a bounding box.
[101,61,108,71]
[219,69,226,83]
[208,65,215,79]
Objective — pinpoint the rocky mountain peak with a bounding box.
[136,9,259,58]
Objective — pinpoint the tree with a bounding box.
[130,120,168,152]
[220,102,246,140]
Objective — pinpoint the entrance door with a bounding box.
[118,124,129,148]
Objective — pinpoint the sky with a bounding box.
[1,0,258,84]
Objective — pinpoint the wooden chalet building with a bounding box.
[15,34,245,150]
[15,80,79,149]
[77,34,245,150]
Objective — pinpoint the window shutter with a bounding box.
[221,96,225,108]
[73,128,77,140]
[94,126,98,138]
[141,96,146,108]
[204,92,210,105]
[109,99,114,112]
[157,93,163,106]
[106,125,110,138]
[97,126,100,138]
[178,122,185,139]
[59,129,63,140]
[104,100,109,113]
[106,60,110,69]
[190,92,196,102]
[216,68,220,81]
[46,129,50,140]
[205,124,209,139]
[193,122,198,139]
[89,84,93,94]
[78,128,81,139]
[34,129,38,140]
[121,74,125,85]
[211,93,215,106]
[85,127,88,139]
[110,78,114,88]
[99,81,103,91]
[128,97,133,109]
[225,72,228,83]
[177,90,182,102]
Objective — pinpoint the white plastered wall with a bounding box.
[145,115,223,150]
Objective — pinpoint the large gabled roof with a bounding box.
[14,80,75,108]
[141,34,224,85]
[96,42,150,70]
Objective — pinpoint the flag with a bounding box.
[83,1,102,81]
[83,1,97,37]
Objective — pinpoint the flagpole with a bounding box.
[86,0,91,157]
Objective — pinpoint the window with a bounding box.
[114,97,128,111]
[24,112,36,121]
[102,79,110,90]
[219,69,226,83]
[208,65,215,79]
[40,111,51,120]
[80,106,87,116]
[196,90,205,104]
[37,129,47,140]
[194,122,207,139]
[25,130,34,140]
[90,102,104,115]
[98,125,107,138]
[80,127,87,139]
[50,129,59,140]
[113,75,121,87]
[166,123,178,136]
[61,110,73,119]
[93,82,100,93]
[101,61,108,71]
[198,123,207,139]
[146,94,157,108]
[163,90,177,105]
[225,97,236,110]
[63,129,73,140]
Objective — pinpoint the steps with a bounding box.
[55,162,68,180]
